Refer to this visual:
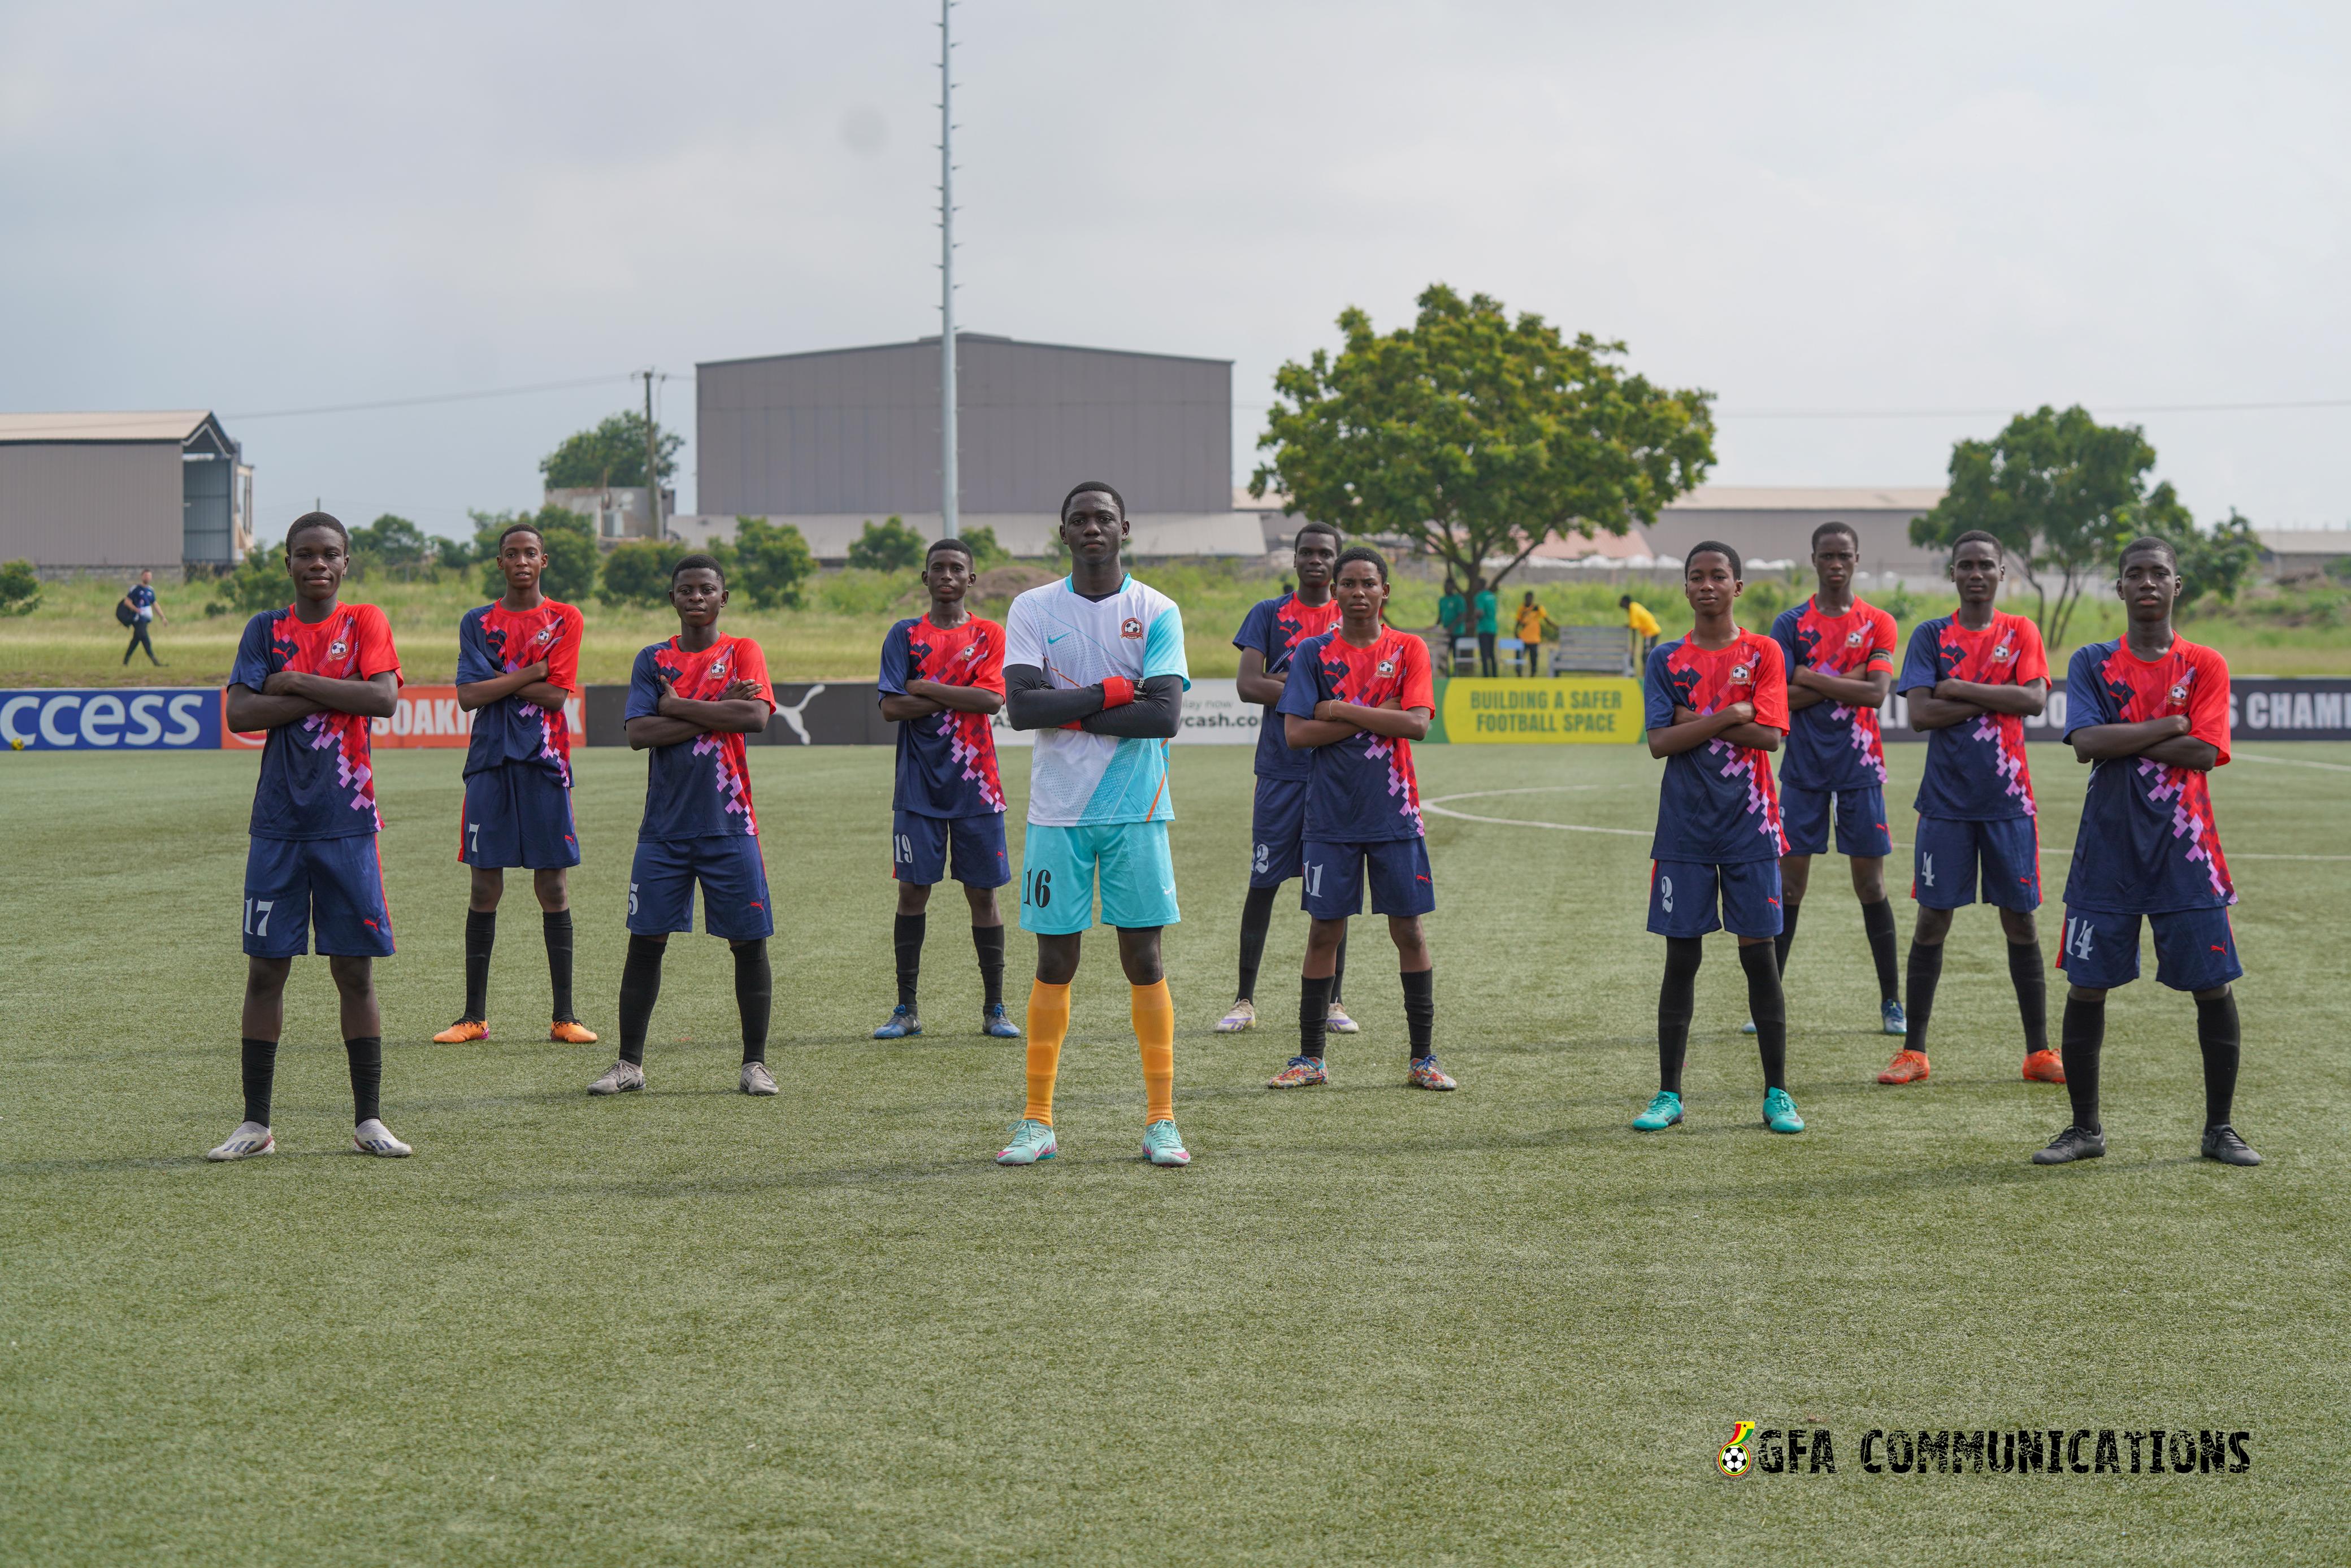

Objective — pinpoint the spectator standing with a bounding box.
[1437,576,1467,672]
[1474,580,1499,677]
[1514,591,1555,676]
[120,569,167,667]
[1621,593,1662,663]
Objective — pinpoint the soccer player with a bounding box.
[1269,546,1454,1090]
[992,483,1192,1169]
[2035,537,2257,1167]
[873,537,1018,1040]
[1634,541,1804,1136]
[587,554,781,1098]
[433,522,596,1047]
[1216,522,1353,1037]
[207,512,410,1161]
[1762,522,1903,1036]
[1889,531,2063,1085]
[120,568,167,666]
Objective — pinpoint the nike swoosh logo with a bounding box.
[1047,633,1070,644]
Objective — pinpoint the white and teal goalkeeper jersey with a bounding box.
[1004,575,1190,827]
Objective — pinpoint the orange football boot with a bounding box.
[2020,1049,2066,1084]
[1876,1048,1931,1084]
[549,1020,600,1045]
[432,1019,489,1045]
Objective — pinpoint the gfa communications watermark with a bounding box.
[1714,1421,2253,1477]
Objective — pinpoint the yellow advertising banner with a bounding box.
[1438,676,1644,744]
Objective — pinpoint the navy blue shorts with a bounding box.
[628,836,774,941]
[892,809,1010,888]
[1250,776,1309,889]
[1780,782,1892,858]
[1649,858,1783,940]
[461,763,580,870]
[1913,814,2041,911]
[1300,837,1435,920]
[2058,905,2241,992]
[243,835,394,958]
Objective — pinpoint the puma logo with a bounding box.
[773,684,826,744]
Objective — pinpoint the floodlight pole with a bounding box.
[938,0,958,539]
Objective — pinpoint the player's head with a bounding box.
[138,568,153,584]
[1059,482,1127,566]
[1444,574,1459,594]
[669,552,729,626]
[922,536,975,603]
[1291,521,1342,590]
[1810,521,1859,590]
[1333,545,1390,623]
[1618,593,1633,609]
[496,520,547,594]
[2115,535,2182,621]
[1522,589,1535,606]
[284,512,350,602]
[1949,529,2005,605]
[1682,540,1742,618]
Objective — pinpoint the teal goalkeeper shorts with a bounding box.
[1018,821,1181,935]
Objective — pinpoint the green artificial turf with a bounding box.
[2,741,2346,1564]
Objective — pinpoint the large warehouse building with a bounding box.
[686,333,1261,557]
[0,411,253,572]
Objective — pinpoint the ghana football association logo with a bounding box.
[1717,1421,1758,1476]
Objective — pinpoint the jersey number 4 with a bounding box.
[1023,868,1053,909]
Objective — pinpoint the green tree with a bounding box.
[352,513,434,574]
[207,548,293,616]
[1251,284,1715,593]
[599,540,695,607]
[2122,483,2261,613]
[847,515,926,573]
[733,518,816,609]
[1910,405,2155,648]
[472,505,598,602]
[539,410,683,490]
[955,524,1009,570]
[0,559,40,616]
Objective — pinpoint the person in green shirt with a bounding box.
[1473,581,1499,676]
[1436,576,1467,673]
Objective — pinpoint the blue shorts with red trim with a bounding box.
[242,834,394,958]
[1912,814,2041,911]
[1248,776,1309,889]
[461,763,580,870]
[1648,858,1782,940]
[1300,837,1435,920]
[892,809,1010,888]
[1780,782,1892,858]
[628,835,774,941]
[2058,905,2241,992]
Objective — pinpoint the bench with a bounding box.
[1549,625,1637,678]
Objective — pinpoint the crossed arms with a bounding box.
[458,660,573,713]
[2067,713,2218,771]
[1004,666,1183,739]
[880,679,1004,723]
[626,676,771,750]
[225,670,398,731]
[1786,663,1892,714]
[1904,676,2048,731]
[1647,703,1781,758]
[1284,697,1430,749]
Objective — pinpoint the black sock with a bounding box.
[893,912,925,1010]
[734,939,773,1065]
[618,935,666,1065]
[241,1037,277,1126]
[1658,936,1701,1095]
[1740,941,1788,1091]
[2008,940,2048,1056]
[973,923,1005,1007]
[345,1036,383,1124]
[1774,901,1802,979]
[1906,940,1945,1055]
[544,910,576,1023]
[2061,994,2104,1132]
[1401,967,1434,1060]
[1235,885,1278,1004]
[2196,993,2240,1129]
[1299,973,1333,1060]
[463,909,495,1021]
[1332,935,1348,1006]
[1860,897,1899,1005]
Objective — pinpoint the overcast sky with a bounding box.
[3,1,2345,542]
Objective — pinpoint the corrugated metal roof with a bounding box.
[0,411,214,443]
[1663,485,1947,511]
[2258,531,2351,553]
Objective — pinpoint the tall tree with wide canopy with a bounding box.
[1251,285,1715,593]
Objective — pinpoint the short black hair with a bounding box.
[1334,544,1389,584]
[1292,520,1344,553]
[1811,520,1859,553]
[925,537,974,567]
[1950,529,2003,561]
[1685,539,1742,578]
[497,520,545,551]
[2118,536,2178,572]
[671,551,727,585]
[1617,594,1633,608]
[1060,481,1125,520]
[286,511,349,550]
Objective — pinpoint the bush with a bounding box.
[351,514,433,576]
[599,540,696,607]
[207,548,293,618]
[0,559,40,616]
[953,525,1009,570]
[474,505,598,602]
[734,518,816,609]
[847,515,925,573]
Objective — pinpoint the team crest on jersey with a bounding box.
[1992,639,2014,662]
[1120,616,1144,639]
[1845,628,1865,648]
[328,638,349,659]
[2168,683,2189,705]
[1730,662,1753,683]
[1376,658,1395,675]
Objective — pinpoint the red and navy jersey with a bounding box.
[1276,626,1435,843]
[1643,631,1790,864]
[230,603,404,840]
[878,614,1007,819]
[1770,597,1895,790]
[624,635,777,841]
[1234,592,1344,780]
[456,598,582,784]
[2061,637,2235,912]
[1897,611,2048,821]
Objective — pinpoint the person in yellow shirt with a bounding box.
[1621,593,1662,661]
[1513,592,1555,676]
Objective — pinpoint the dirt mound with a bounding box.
[973,563,1059,599]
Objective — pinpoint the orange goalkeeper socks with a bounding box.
[1024,980,1070,1126]
[1131,979,1176,1124]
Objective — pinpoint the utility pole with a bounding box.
[937,0,958,539]
[636,368,663,540]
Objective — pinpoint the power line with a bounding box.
[1719,397,2351,420]
[225,373,637,422]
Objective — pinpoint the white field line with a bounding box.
[1421,786,2351,862]
[2237,752,2351,774]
